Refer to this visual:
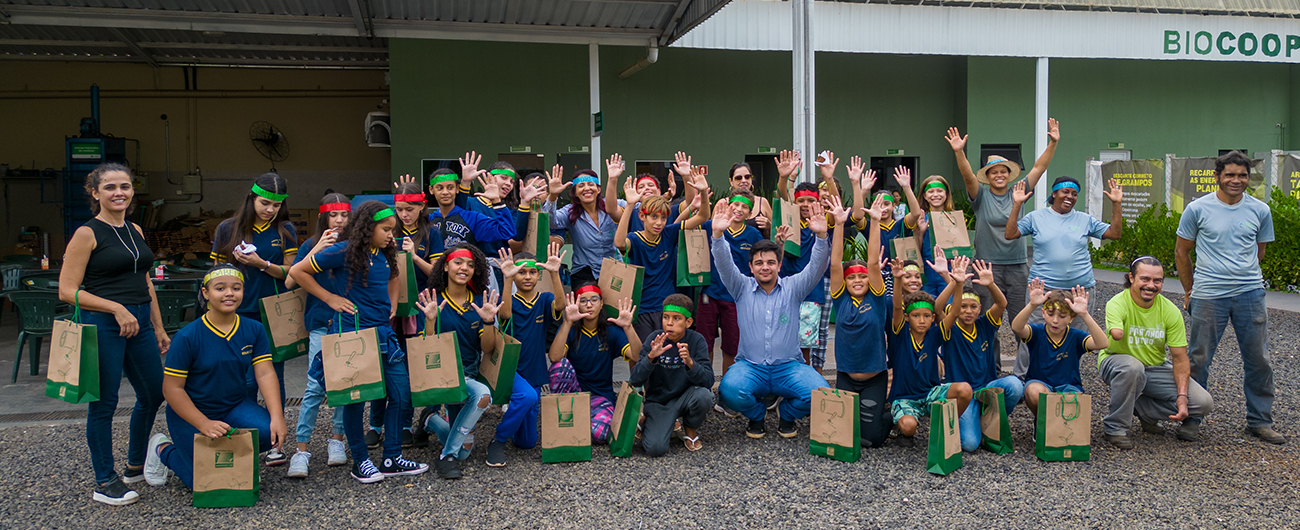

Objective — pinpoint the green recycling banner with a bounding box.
[1101,159,1164,225]
[1170,156,1265,213]
[1282,154,1300,201]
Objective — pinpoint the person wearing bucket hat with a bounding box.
[1006,175,1124,376]
[946,119,1059,362]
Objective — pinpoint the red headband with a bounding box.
[395,193,425,203]
[636,175,658,187]
[844,265,870,276]
[794,190,820,200]
[575,285,602,297]
[446,249,474,262]
[319,202,350,213]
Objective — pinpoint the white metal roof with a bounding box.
[0,0,732,66]
[837,0,1300,17]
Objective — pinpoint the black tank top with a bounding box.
[82,218,154,306]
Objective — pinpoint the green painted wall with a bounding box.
[1291,65,1300,151]
[966,56,1038,198]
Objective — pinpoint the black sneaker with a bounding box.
[121,466,144,484]
[763,395,779,411]
[1105,433,1135,450]
[401,430,414,449]
[895,435,915,448]
[746,419,766,439]
[379,455,428,477]
[413,407,435,448]
[486,440,507,467]
[264,448,288,467]
[435,455,462,479]
[350,459,385,484]
[1176,421,1201,442]
[92,476,139,506]
[778,418,798,438]
[364,429,382,449]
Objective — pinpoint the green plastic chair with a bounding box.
[7,291,69,382]
[156,290,199,334]
[0,264,22,325]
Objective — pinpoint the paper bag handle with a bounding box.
[1059,393,1081,421]
[73,289,82,323]
[334,309,360,336]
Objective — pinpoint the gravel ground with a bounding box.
[3,282,1299,529]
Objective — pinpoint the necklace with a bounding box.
[99,215,141,274]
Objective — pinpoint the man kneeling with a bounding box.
[630,295,715,455]
[1099,256,1213,448]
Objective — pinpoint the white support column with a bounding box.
[792,0,815,184]
[1033,57,1049,210]
[589,43,601,178]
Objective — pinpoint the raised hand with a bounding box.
[471,289,501,323]
[646,333,669,361]
[393,173,418,189]
[416,288,446,320]
[916,215,929,236]
[827,195,851,226]
[972,259,995,286]
[1047,118,1060,143]
[893,165,912,188]
[664,175,676,199]
[1027,278,1048,307]
[475,173,502,202]
[562,292,590,323]
[497,248,519,278]
[889,258,908,278]
[866,195,887,221]
[847,156,865,187]
[519,177,547,204]
[673,151,692,180]
[1105,177,1124,203]
[806,201,828,236]
[542,241,565,272]
[947,256,972,283]
[606,154,626,182]
[711,199,731,237]
[623,174,643,205]
[459,151,484,183]
[776,149,801,179]
[608,297,635,328]
[945,127,968,152]
[1066,285,1090,315]
[678,342,694,369]
[818,151,839,182]
[1011,180,1033,204]
[775,225,793,244]
[546,164,569,197]
[689,167,710,193]
[926,248,950,275]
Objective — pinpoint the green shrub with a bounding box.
[1261,188,1300,293]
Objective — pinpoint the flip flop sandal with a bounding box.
[681,435,702,452]
[635,413,646,441]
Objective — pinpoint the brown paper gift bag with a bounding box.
[259,288,309,362]
[45,301,100,404]
[1035,392,1092,461]
[321,314,386,406]
[541,392,592,463]
[407,321,468,407]
[475,326,520,405]
[926,399,962,475]
[192,429,260,507]
[523,206,550,261]
[809,388,860,462]
[773,196,801,256]
[890,236,921,262]
[597,257,644,319]
[394,251,419,317]
[676,228,711,287]
[930,211,974,259]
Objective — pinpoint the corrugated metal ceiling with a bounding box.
[0,0,731,66]
[842,0,1300,16]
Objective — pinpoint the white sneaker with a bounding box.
[287,451,310,478]
[327,438,348,466]
[144,433,172,486]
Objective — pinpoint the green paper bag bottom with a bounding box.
[542,445,592,464]
[810,440,860,463]
[270,338,309,363]
[412,386,469,408]
[193,488,260,508]
[45,381,99,404]
[326,381,387,407]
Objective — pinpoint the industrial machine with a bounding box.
[64,85,128,241]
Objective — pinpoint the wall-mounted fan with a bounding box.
[250,121,290,168]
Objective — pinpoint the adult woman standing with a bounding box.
[542,165,621,286]
[58,162,169,506]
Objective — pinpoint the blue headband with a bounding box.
[572,176,599,186]
[1051,181,1080,193]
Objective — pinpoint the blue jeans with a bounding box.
[1187,289,1272,427]
[958,375,1025,452]
[426,377,491,459]
[295,328,345,444]
[492,374,540,448]
[342,350,412,462]
[718,358,826,421]
[83,304,165,485]
[161,400,272,489]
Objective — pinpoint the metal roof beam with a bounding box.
[346,0,374,38]
[107,27,158,67]
[0,39,385,54]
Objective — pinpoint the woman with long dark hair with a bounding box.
[210,172,297,465]
[541,165,622,285]
[58,162,169,505]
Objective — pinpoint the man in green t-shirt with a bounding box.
[1099,257,1213,449]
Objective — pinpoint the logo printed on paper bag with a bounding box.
[59,387,67,397]
[350,389,361,400]
[214,450,235,468]
[426,353,441,370]
[611,277,624,292]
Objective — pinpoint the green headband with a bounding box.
[430,173,459,185]
[875,191,895,203]
[663,304,693,319]
[489,168,518,180]
[514,259,537,270]
[373,208,395,222]
[905,300,935,313]
[251,183,287,202]
[923,181,948,193]
[204,268,244,285]
[729,196,754,208]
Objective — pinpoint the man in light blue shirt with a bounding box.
[1175,150,1281,444]
[1004,175,1123,376]
[710,198,831,440]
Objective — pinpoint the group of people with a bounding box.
[58,121,1281,507]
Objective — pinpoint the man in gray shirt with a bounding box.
[1175,150,1281,444]
[710,199,831,441]
[945,120,1060,366]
